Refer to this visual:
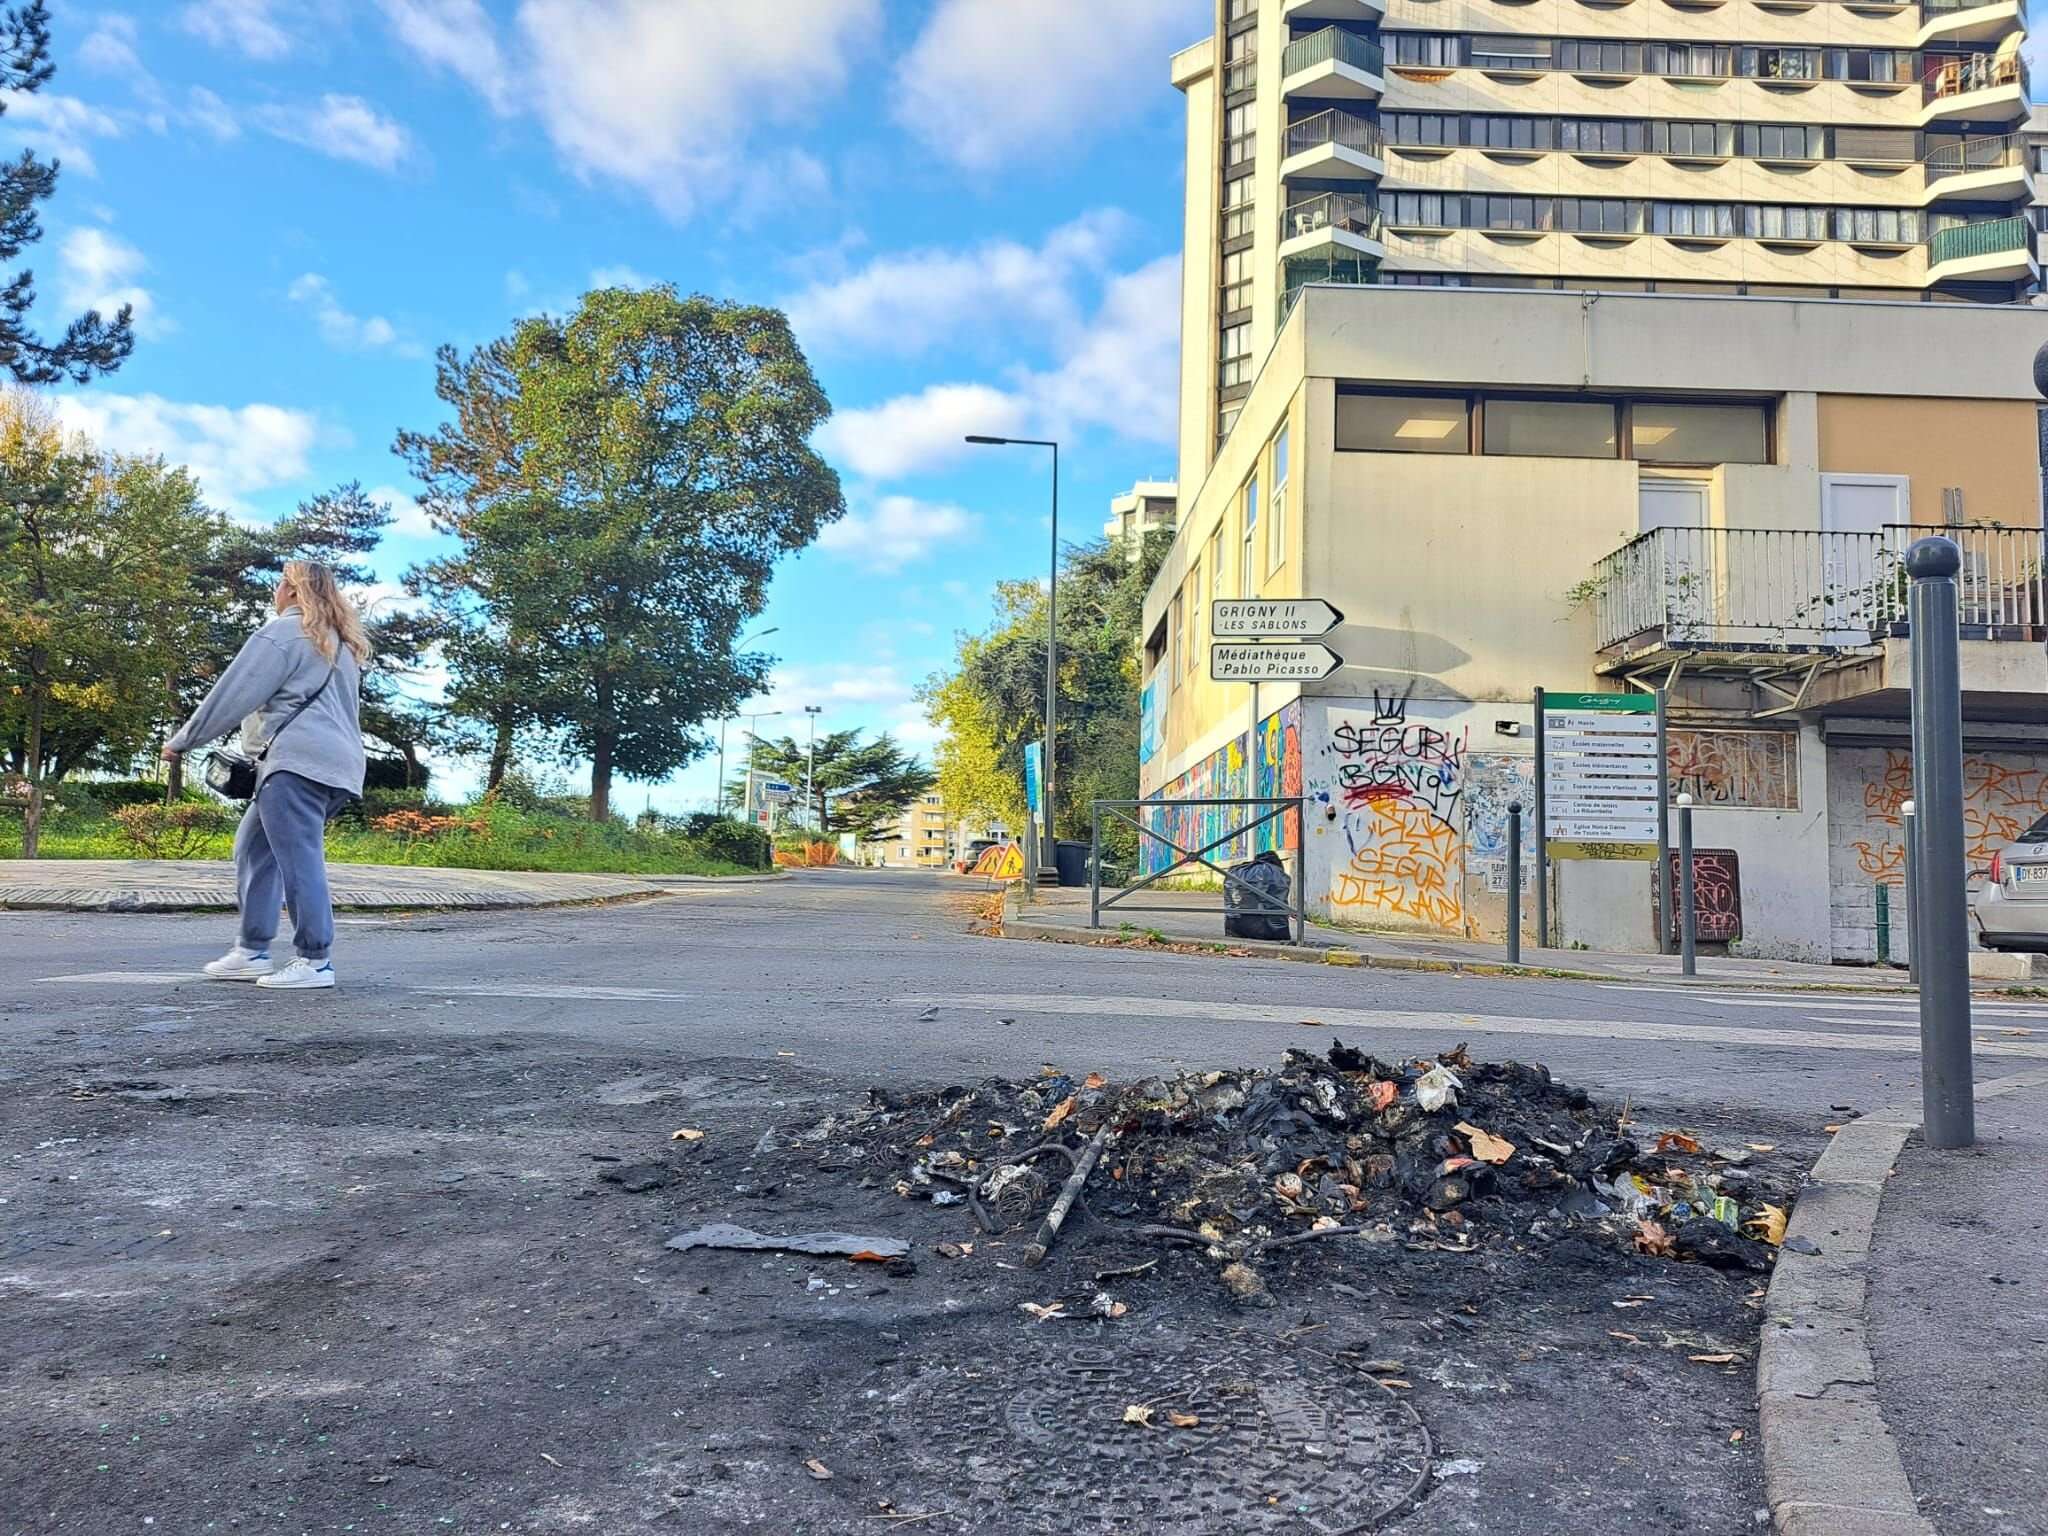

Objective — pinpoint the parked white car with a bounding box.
[1972,818,2048,952]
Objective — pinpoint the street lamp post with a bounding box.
[967,434,1059,872]
[803,705,823,833]
[715,626,778,815]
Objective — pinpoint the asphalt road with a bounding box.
[2,867,2034,1535]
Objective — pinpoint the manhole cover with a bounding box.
[864,1329,1431,1533]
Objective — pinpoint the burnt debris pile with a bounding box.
[800,1042,1784,1301]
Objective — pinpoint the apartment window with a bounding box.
[1650,120,1732,159]
[1558,39,1638,75]
[1653,202,1738,238]
[1385,190,1458,228]
[1225,103,1257,169]
[1557,197,1642,234]
[1825,48,1913,83]
[1384,111,1454,147]
[1268,426,1289,571]
[1191,559,1205,665]
[1219,322,1252,388]
[1470,114,1550,151]
[1336,393,1470,452]
[1220,248,1253,315]
[1475,195,1542,231]
[1222,174,1255,240]
[1740,46,1820,81]
[1241,474,1259,596]
[1484,399,1618,459]
[1561,117,1645,155]
[1742,122,1826,161]
[1381,272,1472,286]
[1389,33,1460,68]
[1632,403,1770,465]
[1210,526,1226,601]
[1170,591,1184,687]
[1227,0,1256,18]
[1471,34,1551,69]
[1183,574,1200,675]
[1218,403,1243,443]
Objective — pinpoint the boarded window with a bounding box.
[1666,729,1799,809]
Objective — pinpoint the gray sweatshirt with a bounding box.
[168,608,367,797]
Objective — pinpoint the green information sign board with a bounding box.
[1542,692,1655,713]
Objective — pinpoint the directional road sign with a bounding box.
[1211,598,1344,639]
[1210,642,1343,682]
[1539,691,1661,857]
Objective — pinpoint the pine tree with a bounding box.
[0,3,135,384]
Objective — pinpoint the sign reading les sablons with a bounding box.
[1211,598,1343,639]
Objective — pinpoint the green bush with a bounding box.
[110,802,237,859]
[682,813,771,871]
[67,778,181,810]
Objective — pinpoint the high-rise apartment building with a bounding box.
[1104,479,1180,544]
[1174,0,2035,486]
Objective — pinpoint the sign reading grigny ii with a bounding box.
[1541,692,1661,860]
[1211,599,1343,639]
[1210,642,1343,683]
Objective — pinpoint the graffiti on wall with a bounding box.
[1140,700,1303,876]
[1663,849,1742,942]
[1320,689,1469,927]
[1850,748,2048,885]
[1665,729,1798,810]
[1464,754,1538,894]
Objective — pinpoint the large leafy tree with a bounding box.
[922,668,1021,834]
[739,729,936,842]
[400,286,843,820]
[0,2,135,384]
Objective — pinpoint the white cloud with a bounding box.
[50,393,320,508]
[287,273,415,354]
[255,94,411,172]
[80,15,147,79]
[509,0,879,219]
[817,496,972,573]
[377,0,515,112]
[894,0,1204,171]
[180,0,292,60]
[814,382,1027,481]
[0,90,122,176]
[784,210,1128,357]
[368,484,439,540]
[59,226,166,338]
[186,87,240,142]
[589,263,656,290]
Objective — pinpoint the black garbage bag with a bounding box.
[1224,850,1292,941]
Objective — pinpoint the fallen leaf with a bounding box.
[1689,1353,1738,1365]
[1166,1411,1200,1428]
[914,1134,935,1148]
[1311,1216,1342,1232]
[777,1051,796,1058]
[1655,1131,1702,1155]
[670,1128,705,1143]
[1729,1429,1745,1443]
[1612,1298,1648,1309]
[1746,1204,1789,1247]
[1367,1080,1398,1112]
[936,1242,973,1260]
[1608,1330,1645,1346]
[1379,1379,1413,1389]
[1105,1300,1129,1318]
[1299,1019,1324,1028]
[539,1452,564,1468]
[1084,1072,1106,1089]
[1121,1404,1154,1426]
[1746,1143,1776,1153]
[1019,1302,1066,1322]
[1824,1124,1843,1134]
[1634,1220,1677,1259]
[1455,1121,1515,1165]
[1043,1095,1077,1131]
[805,1458,833,1481]
[848,1250,892,1263]
[2005,1028,2033,1037]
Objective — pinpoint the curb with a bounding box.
[0,869,787,915]
[1757,1064,2048,1534]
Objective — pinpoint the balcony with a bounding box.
[1923,133,2031,203]
[1281,108,1386,182]
[1918,0,2024,45]
[1920,50,2028,124]
[1282,25,1384,101]
[1279,191,1385,264]
[1592,525,2048,669]
[1927,212,2035,280]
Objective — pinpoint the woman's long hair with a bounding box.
[282,561,373,666]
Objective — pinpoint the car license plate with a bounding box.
[2016,865,2048,884]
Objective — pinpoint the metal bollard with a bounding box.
[1507,801,1523,966]
[1676,792,1697,979]
[1901,799,1918,984]
[1906,537,1975,1149]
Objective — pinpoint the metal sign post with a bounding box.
[1677,791,1698,978]
[1507,801,1523,966]
[1655,688,1672,957]
[1532,687,1549,949]
[1905,537,1975,1149]
[1902,798,1919,983]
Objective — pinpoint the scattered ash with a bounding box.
[785,1041,1798,1300]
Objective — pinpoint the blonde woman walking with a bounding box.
[163,561,369,990]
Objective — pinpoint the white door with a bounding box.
[1820,474,1908,644]
[1640,478,1712,641]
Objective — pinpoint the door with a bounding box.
[1819,474,1907,644]
[1640,478,1712,641]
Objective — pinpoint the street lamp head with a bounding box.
[804,704,823,715]
[964,434,1009,445]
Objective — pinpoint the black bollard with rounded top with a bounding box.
[1906,535,1975,1149]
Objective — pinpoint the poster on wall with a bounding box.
[1540,692,1661,860]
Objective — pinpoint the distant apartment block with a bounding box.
[864,793,952,869]
[1105,479,1180,545]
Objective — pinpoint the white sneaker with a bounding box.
[255,957,336,990]
[203,945,275,981]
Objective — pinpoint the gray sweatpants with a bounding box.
[234,771,353,961]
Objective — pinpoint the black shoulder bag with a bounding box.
[204,669,336,802]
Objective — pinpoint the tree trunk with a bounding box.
[401,741,423,789]
[486,714,514,791]
[165,755,184,802]
[22,680,45,860]
[590,733,613,823]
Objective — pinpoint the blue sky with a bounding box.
[7,0,1205,810]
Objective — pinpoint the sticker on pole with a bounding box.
[1541,692,1660,860]
[1209,643,1343,682]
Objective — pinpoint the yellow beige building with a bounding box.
[1137,282,2048,961]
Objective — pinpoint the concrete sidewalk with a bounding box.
[0,857,775,913]
[1002,881,1986,991]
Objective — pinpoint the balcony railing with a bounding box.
[1592,525,2048,653]
[1921,0,2013,13]
[1922,51,2027,103]
[1928,212,2032,264]
[1924,132,2026,182]
[1283,25,1385,79]
[1282,190,1384,245]
[1286,107,1385,161]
